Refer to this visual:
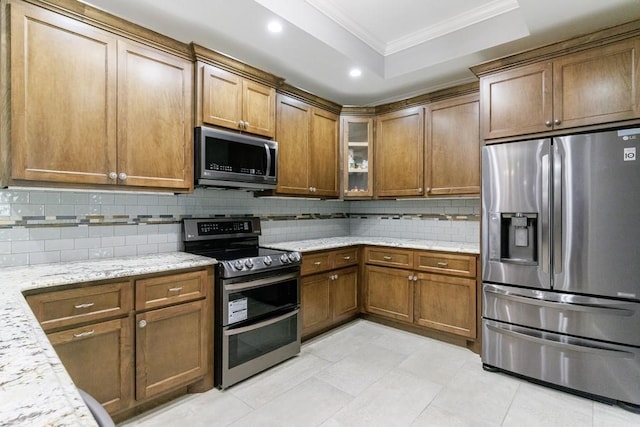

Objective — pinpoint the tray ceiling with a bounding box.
[82,0,640,106]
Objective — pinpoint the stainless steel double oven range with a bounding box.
[183,217,301,389]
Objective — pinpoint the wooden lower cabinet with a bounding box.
[364,265,414,323]
[135,299,208,400]
[414,273,476,339]
[48,317,133,414]
[332,267,358,322]
[300,248,359,338]
[363,247,478,341]
[301,273,332,334]
[27,266,213,419]
[301,266,358,337]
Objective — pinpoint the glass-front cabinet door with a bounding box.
[342,117,374,198]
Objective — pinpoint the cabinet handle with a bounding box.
[545,120,552,127]
[245,121,250,128]
[139,320,147,328]
[437,262,448,267]
[414,276,419,281]
[73,330,95,338]
[118,172,127,181]
[383,256,392,260]
[343,256,351,260]
[418,187,423,193]
[108,172,117,180]
[168,287,183,292]
[554,119,561,125]
[74,302,95,309]
[314,261,322,265]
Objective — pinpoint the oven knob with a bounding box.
[244,259,254,269]
[288,252,300,262]
[263,256,272,266]
[234,260,244,270]
[280,254,290,263]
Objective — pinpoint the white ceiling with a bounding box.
[82,0,640,106]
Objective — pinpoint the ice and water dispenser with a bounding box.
[488,212,538,264]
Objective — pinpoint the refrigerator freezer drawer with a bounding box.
[482,319,640,406]
[483,283,640,346]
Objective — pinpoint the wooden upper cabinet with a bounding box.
[480,37,640,140]
[200,63,276,137]
[117,40,193,190]
[309,107,339,197]
[553,38,640,130]
[8,2,193,190]
[480,62,552,140]
[276,94,311,194]
[375,107,424,197]
[426,93,480,195]
[275,93,338,197]
[10,2,118,185]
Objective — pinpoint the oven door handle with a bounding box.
[224,309,299,336]
[224,272,299,292]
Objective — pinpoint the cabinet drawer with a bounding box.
[301,252,333,275]
[365,247,413,268]
[333,248,358,268]
[136,270,208,310]
[26,281,133,331]
[414,251,476,278]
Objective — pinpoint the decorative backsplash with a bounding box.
[0,188,479,267]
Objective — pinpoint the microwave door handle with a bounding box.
[265,143,272,177]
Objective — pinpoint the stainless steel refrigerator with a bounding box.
[481,127,640,411]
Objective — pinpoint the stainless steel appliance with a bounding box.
[182,217,301,389]
[482,127,640,412]
[195,126,277,190]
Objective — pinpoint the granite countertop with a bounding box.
[0,252,216,427]
[263,236,480,254]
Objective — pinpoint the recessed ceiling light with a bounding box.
[267,21,282,33]
[349,68,362,78]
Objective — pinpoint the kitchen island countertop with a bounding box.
[0,252,216,427]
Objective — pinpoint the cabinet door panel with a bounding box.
[276,94,311,194]
[332,267,358,321]
[554,38,640,129]
[135,300,207,400]
[243,80,276,137]
[309,108,339,197]
[414,273,476,338]
[201,65,242,130]
[48,318,132,414]
[10,3,117,184]
[301,273,331,335]
[480,62,552,140]
[117,40,193,189]
[426,94,480,195]
[364,265,413,323]
[375,107,424,197]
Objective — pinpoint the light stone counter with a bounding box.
[263,236,480,254]
[0,252,216,427]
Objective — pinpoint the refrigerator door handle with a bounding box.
[553,145,563,274]
[484,285,635,316]
[541,153,550,274]
[485,322,634,358]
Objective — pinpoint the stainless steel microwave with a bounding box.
[195,126,277,190]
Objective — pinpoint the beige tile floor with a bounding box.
[120,320,640,426]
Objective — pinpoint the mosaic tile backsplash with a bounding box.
[0,188,479,267]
